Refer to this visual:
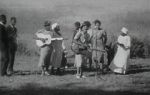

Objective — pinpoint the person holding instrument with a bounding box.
[73,22,91,79]
[35,20,53,76]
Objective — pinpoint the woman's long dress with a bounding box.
[109,35,131,74]
[51,31,63,68]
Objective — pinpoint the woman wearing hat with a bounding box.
[73,22,91,78]
[109,27,131,75]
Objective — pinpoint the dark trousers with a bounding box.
[7,42,17,72]
[0,46,9,76]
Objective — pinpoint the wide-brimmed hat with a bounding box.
[52,23,59,30]
[121,27,128,34]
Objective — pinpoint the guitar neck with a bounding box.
[51,38,68,41]
[34,37,47,40]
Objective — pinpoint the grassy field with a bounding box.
[0,0,150,95]
[0,56,150,95]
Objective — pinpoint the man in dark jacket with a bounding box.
[6,17,17,75]
[0,14,9,76]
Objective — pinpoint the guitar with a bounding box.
[34,33,66,47]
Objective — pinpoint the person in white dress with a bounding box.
[109,27,131,75]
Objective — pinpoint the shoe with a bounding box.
[81,75,86,78]
[76,75,81,79]
[7,71,13,76]
[44,71,50,76]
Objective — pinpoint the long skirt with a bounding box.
[109,46,130,74]
[51,40,63,68]
[38,45,53,68]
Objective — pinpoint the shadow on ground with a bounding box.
[0,83,149,95]
[128,64,150,74]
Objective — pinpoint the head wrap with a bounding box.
[52,23,59,30]
[121,27,128,34]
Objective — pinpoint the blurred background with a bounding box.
[0,0,150,58]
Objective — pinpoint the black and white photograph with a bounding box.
[0,0,150,95]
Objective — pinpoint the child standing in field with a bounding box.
[73,22,91,78]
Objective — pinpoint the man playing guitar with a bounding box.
[35,20,53,76]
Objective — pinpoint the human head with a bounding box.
[84,21,91,29]
[0,14,7,25]
[44,20,51,31]
[10,17,17,26]
[74,21,80,30]
[81,23,88,33]
[121,27,128,36]
[94,19,101,29]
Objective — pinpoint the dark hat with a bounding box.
[44,20,51,26]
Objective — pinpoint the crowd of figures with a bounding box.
[0,14,131,78]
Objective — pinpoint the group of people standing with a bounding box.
[72,20,131,78]
[0,14,17,76]
[35,21,67,76]
[72,20,107,78]
[0,13,131,78]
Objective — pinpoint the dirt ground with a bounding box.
[0,56,150,95]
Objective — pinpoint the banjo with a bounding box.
[34,33,64,47]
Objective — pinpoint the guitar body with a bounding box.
[35,33,52,47]
[71,43,88,54]
[71,43,79,54]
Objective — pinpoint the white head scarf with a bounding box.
[52,23,59,30]
[121,27,128,34]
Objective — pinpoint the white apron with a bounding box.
[110,35,131,74]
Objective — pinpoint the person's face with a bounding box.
[82,25,88,33]
[45,25,51,31]
[95,22,100,29]
[11,19,16,26]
